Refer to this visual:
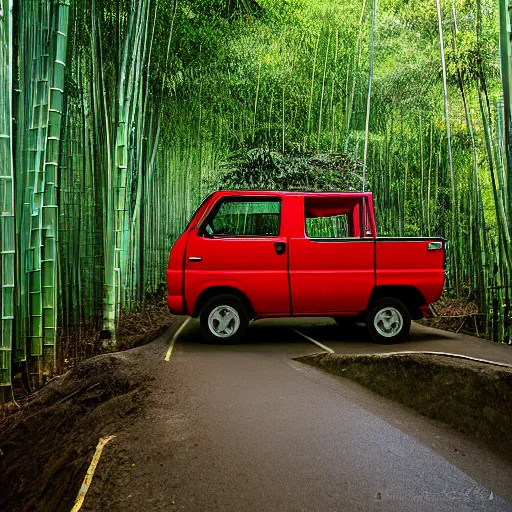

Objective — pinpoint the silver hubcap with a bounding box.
[374,307,403,338]
[208,305,240,338]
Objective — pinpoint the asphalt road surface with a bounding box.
[84,319,512,512]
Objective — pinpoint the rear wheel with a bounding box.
[366,297,411,344]
[199,294,249,344]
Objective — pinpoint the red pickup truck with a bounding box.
[166,191,446,344]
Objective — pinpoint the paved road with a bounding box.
[85,319,512,512]
[270,317,512,364]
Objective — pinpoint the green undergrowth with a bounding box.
[297,352,512,462]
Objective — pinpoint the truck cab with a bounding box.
[166,191,446,344]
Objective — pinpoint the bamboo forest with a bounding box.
[0,0,511,398]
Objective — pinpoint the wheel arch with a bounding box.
[367,286,427,320]
[193,286,255,319]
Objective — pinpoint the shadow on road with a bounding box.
[177,319,305,354]
[176,317,454,353]
[299,323,451,343]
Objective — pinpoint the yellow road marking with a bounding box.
[165,317,191,361]
[71,435,116,512]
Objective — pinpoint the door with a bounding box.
[185,196,291,315]
[289,195,375,314]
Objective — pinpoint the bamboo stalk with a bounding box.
[307,33,320,143]
[0,0,15,391]
[419,116,425,232]
[345,0,368,153]
[499,0,512,221]
[329,30,339,153]
[317,29,330,150]
[253,59,261,144]
[362,0,377,192]
[40,0,71,373]
[435,0,459,295]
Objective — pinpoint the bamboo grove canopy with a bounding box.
[0,0,511,398]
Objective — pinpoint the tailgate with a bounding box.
[376,237,446,304]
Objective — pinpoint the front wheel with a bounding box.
[366,298,411,344]
[199,294,249,344]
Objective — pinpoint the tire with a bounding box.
[199,294,249,344]
[366,297,411,344]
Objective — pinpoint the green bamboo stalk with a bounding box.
[344,63,350,144]
[317,30,330,150]
[253,60,261,144]
[329,30,339,152]
[103,0,145,336]
[127,0,154,308]
[427,121,433,235]
[14,0,26,369]
[18,0,53,387]
[90,0,114,339]
[306,33,320,142]
[282,85,285,153]
[345,0,368,153]
[121,0,151,311]
[435,0,458,295]
[419,116,425,232]
[0,0,15,393]
[450,1,487,304]
[475,16,511,270]
[496,100,509,220]
[268,91,274,142]
[477,86,512,271]
[362,0,377,192]
[499,0,512,221]
[40,0,71,374]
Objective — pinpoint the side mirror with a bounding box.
[200,224,214,238]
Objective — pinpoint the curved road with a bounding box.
[84,319,512,512]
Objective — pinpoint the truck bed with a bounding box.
[376,237,446,304]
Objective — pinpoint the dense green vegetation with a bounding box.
[0,0,510,395]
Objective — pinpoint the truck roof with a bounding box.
[213,190,372,198]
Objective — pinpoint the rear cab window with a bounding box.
[304,196,369,239]
[201,197,282,237]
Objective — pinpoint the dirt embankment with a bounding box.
[116,302,174,351]
[418,296,486,338]
[57,298,174,374]
[0,352,152,512]
[297,353,512,462]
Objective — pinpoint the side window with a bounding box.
[204,199,281,237]
[304,196,362,238]
[306,215,349,238]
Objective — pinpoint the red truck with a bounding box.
[166,191,446,344]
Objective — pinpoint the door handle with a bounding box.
[188,256,202,262]
[274,242,286,255]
